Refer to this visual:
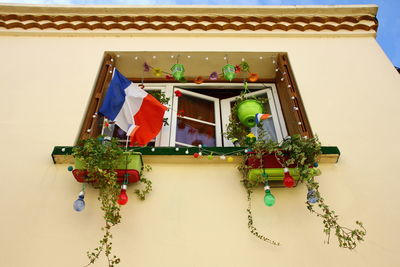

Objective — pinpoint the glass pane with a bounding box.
[176,118,216,146]
[251,119,277,142]
[178,93,215,123]
[250,95,277,142]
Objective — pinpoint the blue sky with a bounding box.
[1,0,399,67]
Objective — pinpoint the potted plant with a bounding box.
[225,93,366,250]
[71,137,152,266]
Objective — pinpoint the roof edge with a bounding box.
[0,4,378,17]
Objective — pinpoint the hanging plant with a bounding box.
[225,92,366,250]
[72,137,153,266]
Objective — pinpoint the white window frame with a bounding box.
[169,87,222,147]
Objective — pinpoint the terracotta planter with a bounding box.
[237,99,264,127]
[72,152,142,184]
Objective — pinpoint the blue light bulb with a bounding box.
[73,191,85,212]
[307,189,318,204]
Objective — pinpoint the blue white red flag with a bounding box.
[99,68,167,146]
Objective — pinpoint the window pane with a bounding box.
[176,118,216,146]
[178,94,215,123]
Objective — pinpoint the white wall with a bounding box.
[0,35,400,267]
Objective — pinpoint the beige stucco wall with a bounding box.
[1,33,400,267]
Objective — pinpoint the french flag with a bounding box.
[99,68,167,146]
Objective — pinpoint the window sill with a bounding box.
[51,146,340,164]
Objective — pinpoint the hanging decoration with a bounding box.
[237,99,264,127]
[248,73,259,82]
[263,185,276,207]
[194,76,204,84]
[117,184,129,205]
[171,63,185,81]
[73,190,85,212]
[209,71,218,80]
[136,54,261,83]
[222,64,236,81]
[174,90,182,97]
[283,167,295,188]
[153,67,163,77]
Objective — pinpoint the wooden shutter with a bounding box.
[77,53,115,141]
[275,53,313,138]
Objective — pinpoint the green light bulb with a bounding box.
[264,189,276,207]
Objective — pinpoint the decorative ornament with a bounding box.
[185,149,189,155]
[263,185,276,207]
[207,155,213,160]
[245,133,257,145]
[237,99,264,127]
[73,191,85,212]
[240,61,250,72]
[174,90,182,97]
[194,76,204,84]
[220,155,226,160]
[227,156,234,163]
[307,189,318,204]
[235,65,241,73]
[193,152,200,158]
[117,184,128,205]
[255,113,272,125]
[138,84,145,89]
[283,167,295,188]
[313,162,319,168]
[209,72,218,80]
[165,74,173,80]
[171,63,185,81]
[177,110,185,117]
[222,64,236,81]
[103,119,110,128]
[67,166,73,172]
[153,68,162,77]
[143,62,150,72]
[248,73,259,82]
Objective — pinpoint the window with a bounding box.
[96,83,287,147]
[78,52,313,146]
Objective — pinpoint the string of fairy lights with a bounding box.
[84,54,305,138]
[71,54,314,211]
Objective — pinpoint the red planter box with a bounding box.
[72,169,140,184]
[246,153,297,169]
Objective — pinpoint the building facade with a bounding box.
[1,4,400,267]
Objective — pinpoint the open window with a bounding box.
[78,52,313,147]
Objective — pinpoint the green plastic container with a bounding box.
[237,99,264,127]
[248,168,299,182]
[74,152,143,171]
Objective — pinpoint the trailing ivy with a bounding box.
[73,137,153,266]
[226,94,366,250]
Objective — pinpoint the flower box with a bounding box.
[246,153,297,169]
[72,152,142,184]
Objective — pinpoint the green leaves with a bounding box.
[225,92,366,250]
[74,137,125,267]
[306,178,366,250]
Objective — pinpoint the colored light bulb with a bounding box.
[283,167,295,188]
[117,184,128,205]
[263,185,276,207]
[73,191,85,212]
[307,189,318,204]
